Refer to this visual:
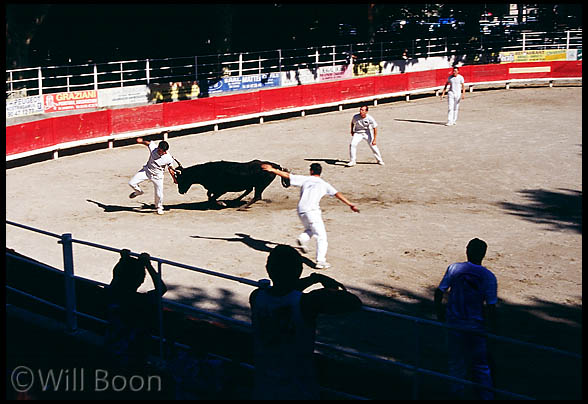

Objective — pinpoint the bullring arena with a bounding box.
[6,84,582,398]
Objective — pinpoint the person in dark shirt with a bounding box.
[249,244,362,399]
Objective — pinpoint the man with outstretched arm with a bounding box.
[261,163,359,269]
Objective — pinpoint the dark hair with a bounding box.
[266,244,303,286]
[360,105,369,111]
[310,163,322,175]
[466,238,487,263]
[158,141,169,151]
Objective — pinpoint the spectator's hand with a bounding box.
[312,273,346,290]
[260,164,273,172]
[138,252,151,265]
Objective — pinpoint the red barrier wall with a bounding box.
[6,119,54,155]
[259,86,304,112]
[6,61,581,157]
[52,110,111,145]
[110,104,164,134]
[163,98,216,126]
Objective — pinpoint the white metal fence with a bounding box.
[5,30,582,99]
[6,220,581,399]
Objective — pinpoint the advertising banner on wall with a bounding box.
[207,72,282,95]
[318,64,353,81]
[43,90,99,113]
[98,85,150,107]
[280,69,319,87]
[6,95,44,119]
[499,49,576,63]
[353,62,384,77]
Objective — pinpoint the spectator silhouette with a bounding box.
[434,238,497,400]
[249,244,362,399]
[104,249,167,369]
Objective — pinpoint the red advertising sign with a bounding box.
[43,90,99,113]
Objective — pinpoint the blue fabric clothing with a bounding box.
[438,261,497,330]
[251,289,319,400]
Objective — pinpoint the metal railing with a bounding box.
[6,220,581,399]
[6,30,582,99]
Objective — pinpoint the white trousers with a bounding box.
[129,169,164,209]
[349,132,384,164]
[447,92,462,124]
[297,210,328,263]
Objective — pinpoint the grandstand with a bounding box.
[6,28,582,399]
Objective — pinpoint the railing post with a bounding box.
[93,64,98,90]
[193,56,197,82]
[120,62,124,87]
[566,30,570,51]
[38,67,43,96]
[315,47,319,70]
[239,53,243,76]
[146,59,151,85]
[60,233,77,333]
[332,45,336,67]
[412,320,420,399]
[157,261,165,360]
[278,49,282,74]
[522,33,527,51]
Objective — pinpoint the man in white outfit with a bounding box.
[261,163,360,269]
[347,105,385,167]
[440,66,466,126]
[128,135,175,215]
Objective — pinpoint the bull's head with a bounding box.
[172,158,191,195]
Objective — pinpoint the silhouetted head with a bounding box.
[310,163,322,176]
[466,238,487,265]
[266,244,303,288]
[111,249,146,292]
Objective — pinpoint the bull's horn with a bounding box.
[173,157,183,169]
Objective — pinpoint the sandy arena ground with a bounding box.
[6,85,581,363]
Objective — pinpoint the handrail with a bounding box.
[6,30,582,99]
[6,219,581,399]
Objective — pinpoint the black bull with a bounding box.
[171,159,290,210]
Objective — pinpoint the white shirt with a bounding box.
[143,142,174,179]
[289,174,337,214]
[351,113,378,136]
[447,74,464,94]
[438,261,497,330]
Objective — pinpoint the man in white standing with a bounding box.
[261,163,360,269]
[128,134,175,215]
[440,66,466,126]
[347,105,385,167]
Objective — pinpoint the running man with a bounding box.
[347,105,385,167]
[261,163,359,269]
[128,135,175,215]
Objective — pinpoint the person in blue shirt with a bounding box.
[434,238,497,400]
